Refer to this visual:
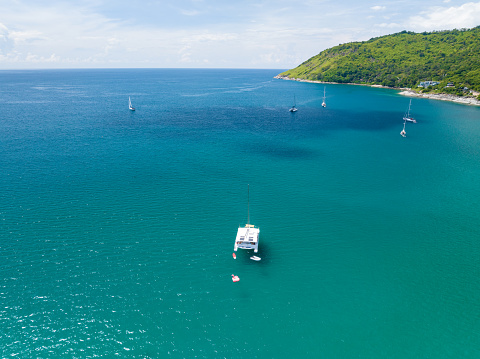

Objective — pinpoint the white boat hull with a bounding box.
[234,225,259,253]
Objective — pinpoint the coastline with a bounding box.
[274,75,480,106]
[398,90,480,106]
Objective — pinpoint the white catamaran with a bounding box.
[234,185,260,253]
[129,97,135,111]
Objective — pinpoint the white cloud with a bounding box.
[0,3,143,67]
[0,1,367,69]
[185,33,238,42]
[408,2,480,30]
[25,52,60,63]
[10,30,46,44]
[376,22,402,29]
[1,0,478,69]
[0,22,8,35]
[179,9,203,16]
[0,22,14,53]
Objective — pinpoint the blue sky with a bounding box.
[1,0,479,69]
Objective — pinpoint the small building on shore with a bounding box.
[418,81,440,88]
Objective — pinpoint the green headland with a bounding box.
[277,26,480,100]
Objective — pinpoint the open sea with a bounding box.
[1,68,480,358]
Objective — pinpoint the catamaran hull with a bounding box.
[234,226,260,253]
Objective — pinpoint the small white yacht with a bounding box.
[403,99,416,123]
[234,185,260,253]
[400,120,406,137]
[129,96,135,111]
[321,87,326,107]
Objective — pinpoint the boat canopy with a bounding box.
[234,225,260,252]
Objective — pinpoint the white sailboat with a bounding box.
[234,185,260,253]
[400,120,406,137]
[129,97,135,111]
[289,94,298,112]
[403,99,416,123]
[321,87,326,107]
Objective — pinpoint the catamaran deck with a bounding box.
[234,224,260,253]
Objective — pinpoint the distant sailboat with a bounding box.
[403,99,416,123]
[289,94,298,112]
[129,97,135,111]
[400,120,406,137]
[321,87,326,108]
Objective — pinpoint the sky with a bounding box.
[1,0,480,69]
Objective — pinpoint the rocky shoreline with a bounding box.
[398,90,480,106]
[275,75,480,106]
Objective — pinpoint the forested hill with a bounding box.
[277,27,480,94]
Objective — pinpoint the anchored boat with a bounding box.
[400,120,407,137]
[403,99,416,123]
[289,94,298,112]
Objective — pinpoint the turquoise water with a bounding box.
[1,69,480,358]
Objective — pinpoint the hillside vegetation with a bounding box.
[278,27,480,96]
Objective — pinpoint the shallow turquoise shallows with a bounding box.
[1,69,480,358]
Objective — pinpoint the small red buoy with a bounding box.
[231,274,240,282]
[232,253,236,259]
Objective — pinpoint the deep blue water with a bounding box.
[1,69,480,358]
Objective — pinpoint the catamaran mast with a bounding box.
[247,184,250,225]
